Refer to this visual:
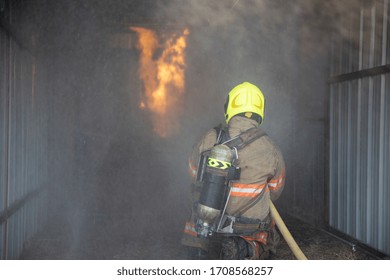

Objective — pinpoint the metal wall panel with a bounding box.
[6,190,47,259]
[0,3,49,259]
[1,30,5,213]
[0,25,10,260]
[329,0,390,255]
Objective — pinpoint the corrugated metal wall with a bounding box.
[0,4,49,259]
[329,0,390,254]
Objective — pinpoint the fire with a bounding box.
[131,26,189,138]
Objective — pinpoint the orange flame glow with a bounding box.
[131,27,189,138]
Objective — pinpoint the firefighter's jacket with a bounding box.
[183,116,285,249]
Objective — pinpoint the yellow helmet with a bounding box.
[224,82,265,124]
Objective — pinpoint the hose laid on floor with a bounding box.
[269,201,308,260]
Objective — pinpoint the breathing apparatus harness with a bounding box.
[195,124,267,238]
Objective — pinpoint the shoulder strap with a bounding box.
[222,127,267,150]
[213,123,229,144]
[214,124,267,150]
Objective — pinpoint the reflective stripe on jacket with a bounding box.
[188,116,286,222]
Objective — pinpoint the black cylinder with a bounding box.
[199,172,227,210]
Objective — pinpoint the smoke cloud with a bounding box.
[5,0,359,259]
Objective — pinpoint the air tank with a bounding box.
[197,144,233,234]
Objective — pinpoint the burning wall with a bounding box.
[131,27,190,138]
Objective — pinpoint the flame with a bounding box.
[131,27,189,138]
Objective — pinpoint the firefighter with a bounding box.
[181,82,286,260]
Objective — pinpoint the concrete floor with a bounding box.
[20,212,380,260]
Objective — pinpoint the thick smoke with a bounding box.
[7,0,359,259]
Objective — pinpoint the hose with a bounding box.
[269,201,308,260]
